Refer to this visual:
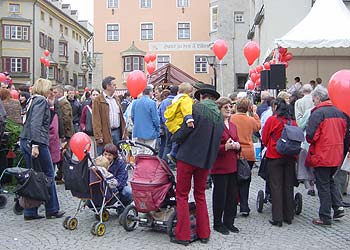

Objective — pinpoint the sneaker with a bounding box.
[240,212,250,217]
[167,153,177,165]
[307,190,316,196]
[312,218,331,226]
[213,225,230,235]
[333,208,345,219]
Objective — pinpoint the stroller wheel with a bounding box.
[13,199,24,215]
[256,190,264,213]
[63,216,78,230]
[0,194,8,209]
[95,210,110,222]
[166,210,177,237]
[294,192,303,215]
[120,204,138,231]
[91,222,106,236]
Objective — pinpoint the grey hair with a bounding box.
[311,85,329,102]
[301,83,313,94]
[143,85,153,95]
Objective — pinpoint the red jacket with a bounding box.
[211,121,240,174]
[262,115,298,159]
[305,100,347,168]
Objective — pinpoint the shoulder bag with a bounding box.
[237,154,252,181]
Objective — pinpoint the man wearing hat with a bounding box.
[171,84,224,246]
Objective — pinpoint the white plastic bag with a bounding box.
[341,152,350,173]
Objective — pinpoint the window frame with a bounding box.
[9,3,20,13]
[106,23,120,41]
[74,51,80,64]
[2,57,29,73]
[177,0,189,7]
[194,55,208,74]
[123,56,144,72]
[107,0,119,8]
[140,23,154,40]
[140,0,152,8]
[177,22,191,40]
[210,6,218,32]
[59,42,68,56]
[234,12,244,23]
[156,55,171,69]
[3,25,30,41]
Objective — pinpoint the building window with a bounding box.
[107,24,119,41]
[141,23,153,40]
[78,75,84,87]
[3,25,30,41]
[123,56,144,72]
[60,24,63,33]
[74,51,79,64]
[48,66,55,79]
[59,42,68,56]
[49,17,53,27]
[73,73,78,86]
[210,6,218,32]
[157,55,170,68]
[234,12,244,23]
[140,0,152,8]
[177,0,189,7]
[195,56,207,73]
[40,11,45,21]
[39,32,47,48]
[177,22,190,39]
[4,58,29,73]
[9,3,20,13]
[108,0,118,8]
[47,37,54,52]
[64,27,68,36]
[72,30,75,39]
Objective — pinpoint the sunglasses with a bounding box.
[223,105,233,110]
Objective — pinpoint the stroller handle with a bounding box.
[116,140,157,156]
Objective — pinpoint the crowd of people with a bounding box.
[0,75,349,246]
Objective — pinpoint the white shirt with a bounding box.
[103,91,120,129]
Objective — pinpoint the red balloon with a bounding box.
[70,132,91,160]
[0,73,6,82]
[10,90,19,100]
[284,52,293,62]
[84,87,90,92]
[328,70,350,116]
[251,73,259,83]
[147,63,156,75]
[144,54,151,64]
[256,78,261,86]
[279,47,288,56]
[126,70,147,98]
[283,62,289,68]
[269,59,276,65]
[44,59,50,67]
[244,41,260,66]
[249,69,256,75]
[40,57,45,64]
[248,81,255,90]
[44,50,50,57]
[263,62,271,70]
[213,39,228,60]
[256,65,263,73]
[149,53,156,62]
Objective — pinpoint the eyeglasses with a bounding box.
[222,105,233,110]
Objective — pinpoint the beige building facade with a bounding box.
[93,0,212,90]
[0,0,91,88]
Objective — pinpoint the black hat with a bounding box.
[193,81,207,90]
[194,84,220,101]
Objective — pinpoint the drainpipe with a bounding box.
[32,0,38,85]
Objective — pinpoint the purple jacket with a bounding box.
[49,113,61,163]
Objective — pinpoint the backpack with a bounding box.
[274,118,304,156]
[0,100,6,141]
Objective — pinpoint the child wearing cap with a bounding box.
[102,143,132,206]
[164,82,194,164]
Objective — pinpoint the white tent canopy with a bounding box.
[275,0,350,48]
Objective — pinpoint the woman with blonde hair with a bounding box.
[19,78,65,220]
[230,97,261,216]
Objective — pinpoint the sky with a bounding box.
[62,0,94,24]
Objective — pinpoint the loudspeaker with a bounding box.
[270,64,286,90]
[260,70,270,90]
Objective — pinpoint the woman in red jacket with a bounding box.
[262,98,297,227]
[211,97,241,235]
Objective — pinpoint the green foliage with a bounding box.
[5,119,22,150]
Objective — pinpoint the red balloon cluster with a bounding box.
[70,132,91,160]
[328,70,350,116]
[126,70,147,98]
[277,47,293,68]
[144,53,157,74]
[0,73,6,83]
[40,50,50,67]
[244,41,260,66]
[213,39,228,60]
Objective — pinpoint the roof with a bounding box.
[275,0,350,48]
[1,15,32,22]
[148,63,200,86]
[120,41,146,56]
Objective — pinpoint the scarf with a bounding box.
[198,99,223,125]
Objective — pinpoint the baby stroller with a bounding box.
[0,140,26,215]
[62,151,125,236]
[256,150,303,215]
[117,140,197,241]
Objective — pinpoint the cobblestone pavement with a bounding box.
[1,168,350,250]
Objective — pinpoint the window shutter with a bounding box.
[22,58,27,72]
[5,58,11,72]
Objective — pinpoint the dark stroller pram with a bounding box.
[117,140,197,242]
[62,151,126,236]
[256,150,303,215]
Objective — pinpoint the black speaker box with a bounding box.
[260,70,270,90]
[270,64,286,90]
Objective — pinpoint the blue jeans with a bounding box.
[20,139,60,216]
[97,127,121,155]
[120,185,132,205]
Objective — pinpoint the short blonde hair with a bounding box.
[236,97,251,113]
[216,97,232,110]
[95,156,110,169]
[31,78,52,96]
[178,82,193,94]
[277,91,291,103]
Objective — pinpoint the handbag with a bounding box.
[341,152,350,173]
[14,159,52,203]
[237,155,252,181]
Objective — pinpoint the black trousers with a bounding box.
[212,173,238,227]
[314,167,343,223]
[238,161,254,213]
[268,158,295,222]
